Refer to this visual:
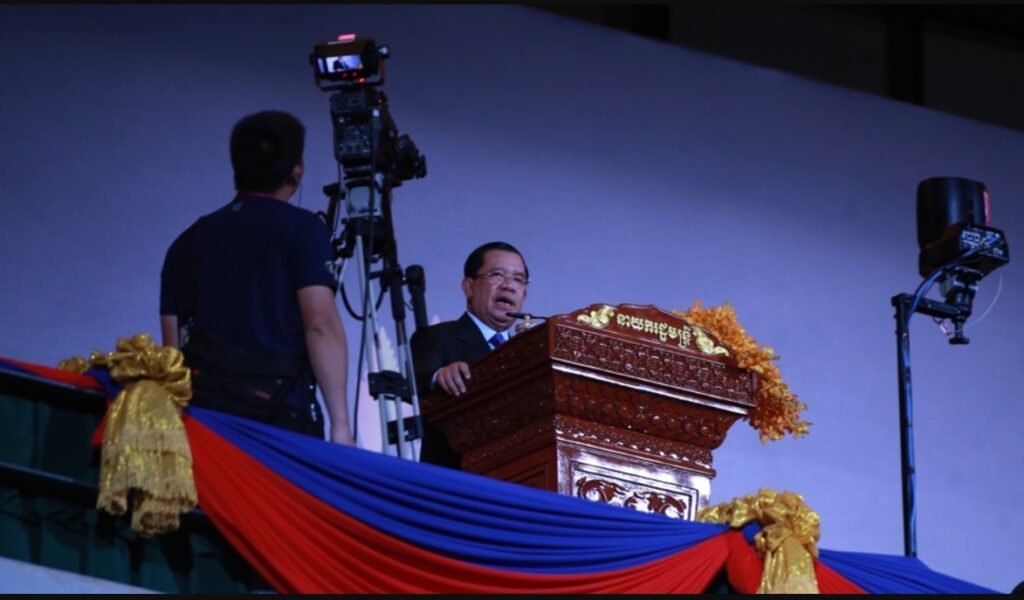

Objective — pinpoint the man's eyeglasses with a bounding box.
[474,270,529,287]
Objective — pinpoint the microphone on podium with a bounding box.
[506,312,547,321]
[506,312,547,334]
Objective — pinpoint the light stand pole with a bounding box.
[891,293,967,557]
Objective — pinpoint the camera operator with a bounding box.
[159,110,355,446]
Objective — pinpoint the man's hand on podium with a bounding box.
[435,361,472,397]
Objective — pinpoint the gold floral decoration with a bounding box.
[59,333,196,537]
[673,300,810,443]
[698,488,821,594]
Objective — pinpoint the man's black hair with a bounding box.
[463,241,529,279]
[230,110,305,193]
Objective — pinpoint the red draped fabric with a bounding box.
[0,357,103,390]
[723,527,762,593]
[186,414,729,593]
[817,562,868,594]
[0,354,997,595]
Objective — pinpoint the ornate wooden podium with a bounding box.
[419,303,757,520]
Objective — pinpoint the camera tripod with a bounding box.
[323,176,426,459]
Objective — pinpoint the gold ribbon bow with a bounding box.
[60,333,196,537]
[698,488,821,594]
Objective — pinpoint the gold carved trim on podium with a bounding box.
[576,304,730,356]
[576,305,616,328]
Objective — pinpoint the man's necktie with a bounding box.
[490,332,506,349]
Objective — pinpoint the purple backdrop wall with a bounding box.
[1,5,1021,592]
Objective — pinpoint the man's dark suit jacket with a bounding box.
[410,312,491,469]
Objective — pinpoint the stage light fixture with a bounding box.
[891,176,1010,558]
[915,177,1009,344]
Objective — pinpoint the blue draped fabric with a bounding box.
[739,504,996,593]
[191,407,1000,592]
[83,366,122,398]
[0,356,1002,593]
[192,406,728,573]
[818,548,996,594]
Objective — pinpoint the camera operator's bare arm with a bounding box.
[160,315,180,348]
[297,285,355,446]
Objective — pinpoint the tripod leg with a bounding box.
[352,233,421,459]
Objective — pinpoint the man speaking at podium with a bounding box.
[411,241,529,468]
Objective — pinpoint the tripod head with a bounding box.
[937,265,982,345]
[322,181,394,263]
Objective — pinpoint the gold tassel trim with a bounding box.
[60,334,196,537]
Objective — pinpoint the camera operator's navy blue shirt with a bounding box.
[160,194,337,360]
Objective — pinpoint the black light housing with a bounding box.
[916,176,1008,280]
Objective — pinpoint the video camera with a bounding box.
[310,34,426,190]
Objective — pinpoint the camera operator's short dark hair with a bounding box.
[464,241,529,279]
[230,110,305,193]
